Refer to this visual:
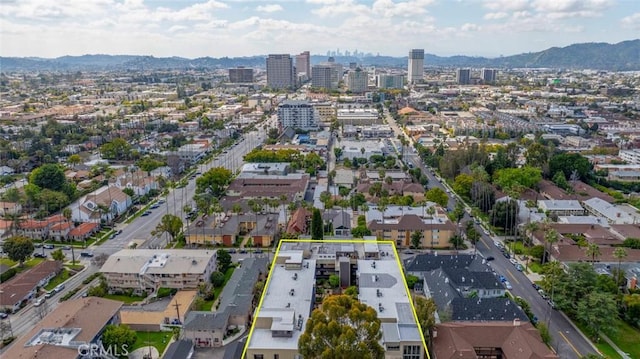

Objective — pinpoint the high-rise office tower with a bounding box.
[346,67,368,93]
[228,67,254,83]
[456,68,471,85]
[266,54,295,90]
[295,51,311,77]
[481,68,497,83]
[408,49,424,84]
[311,64,335,90]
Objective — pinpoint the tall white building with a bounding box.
[346,67,368,93]
[408,49,424,84]
[277,100,317,130]
[266,54,295,90]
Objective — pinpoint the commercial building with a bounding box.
[229,67,254,83]
[266,54,295,90]
[481,68,497,83]
[408,49,424,84]
[3,297,123,359]
[245,240,426,359]
[456,68,471,85]
[295,51,311,78]
[100,249,217,294]
[336,108,380,126]
[346,67,368,93]
[277,100,317,130]
[377,74,404,89]
[311,64,337,90]
[338,139,386,160]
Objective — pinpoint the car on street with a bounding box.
[34,297,46,307]
[485,256,495,261]
[504,281,513,290]
[493,240,502,247]
[0,313,8,319]
[503,252,511,259]
[34,243,43,248]
[45,291,55,298]
[255,249,263,254]
[227,249,237,254]
[62,246,71,250]
[509,258,518,266]
[33,252,46,258]
[498,275,507,282]
[54,284,65,293]
[532,283,541,290]
[515,264,524,272]
[82,292,89,298]
[116,229,122,235]
[538,289,549,299]
[43,244,54,249]
[547,300,556,309]
[141,210,152,216]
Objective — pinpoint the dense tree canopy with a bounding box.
[100,138,133,160]
[425,187,448,207]
[29,163,67,192]
[195,167,233,197]
[549,153,592,181]
[492,166,542,190]
[2,236,34,266]
[100,324,137,353]
[152,214,183,242]
[298,295,384,359]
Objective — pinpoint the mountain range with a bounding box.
[1,40,639,72]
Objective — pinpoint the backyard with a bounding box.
[44,268,70,291]
[130,331,171,357]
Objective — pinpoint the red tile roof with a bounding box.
[68,222,99,237]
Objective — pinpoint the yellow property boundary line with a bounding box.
[241,239,430,359]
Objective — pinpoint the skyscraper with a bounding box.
[456,68,471,85]
[481,68,497,83]
[228,67,254,83]
[266,54,295,90]
[311,64,335,90]
[346,67,368,93]
[295,51,311,76]
[408,49,424,84]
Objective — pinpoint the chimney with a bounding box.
[513,318,521,327]
[432,328,438,338]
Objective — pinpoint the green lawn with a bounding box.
[16,257,45,272]
[44,268,70,291]
[65,264,85,271]
[528,261,543,273]
[575,321,621,359]
[103,293,146,304]
[0,258,16,267]
[213,267,236,300]
[130,331,171,355]
[605,319,640,359]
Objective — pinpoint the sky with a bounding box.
[1,0,639,59]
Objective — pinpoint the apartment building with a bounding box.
[245,240,426,359]
[277,100,317,130]
[408,49,424,84]
[100,249,217,294]
[346,67,368,93]
[228,67,254,83]
[377,74,404,89]
[619,149,640,164]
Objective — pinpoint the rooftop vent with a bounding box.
[290,289,295,296]
[293,273,298,280]
[378,303,384,312]
[371,261,376,268]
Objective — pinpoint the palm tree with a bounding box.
[522,221,539,247]
[585,243,601,265]
[449,235,464,254]
[279,194,288,225]
[543,228,558,264]
[378,197,388,225]
[427,206,436,249]
[613,247,627,289]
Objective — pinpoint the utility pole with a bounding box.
[173,299,182,323]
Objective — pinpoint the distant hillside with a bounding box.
[1,40,638,72]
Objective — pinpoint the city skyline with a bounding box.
[1,0,640,59]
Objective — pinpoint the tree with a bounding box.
[552,171,569,190]
[577,292,618,342]
[543,228,559,264]
[452,174,473,198]
[449,235,464,252]
[51,249,65,261]
[585,243,601,264]
[217,249,232,273]
[405,274,419,289]
[210,271,225,287]
[413,297,437,339]
[195,167,232,197]
[311,208,323,240]
[613,247,628,290]
[100,138,132,160]
[29,164,67,192]
[425,187,448,207]
[100,324,137,352]
[525,142,549,169]
[411,230,422,249]
[492,166,541,190]
[549,153,592,181]
[2,236,34,266]
[152,214,183,242]
[298,295,384,359]
[333,147,343,160]
[329,274,340,288]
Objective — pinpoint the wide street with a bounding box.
[385,110,597,359]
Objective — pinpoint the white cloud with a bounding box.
[621,12,640,29]
[483,0,529,12]
[484,12,508,20]
[256,4,284,13]
[461,23,481,32]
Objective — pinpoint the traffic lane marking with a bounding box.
[558,330,582,357]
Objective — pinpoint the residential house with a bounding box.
[68,222,100,242]
[186,213,278,247]
[0,260,62,313]
[583,197,640,225]
[285,208,310,235]
[225,173,310,204]
[432,321,558,359]
[537,200,585,216]
[70,185,132,223]
[114,171,159,196]
[537,179,570,200]
[366,205,455,248]
[0,201,22,216]
[48,221,73,241]
[323,209,352,237]
[1,297,122,359]
[184,257,268,348]
[17,215,68,241]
